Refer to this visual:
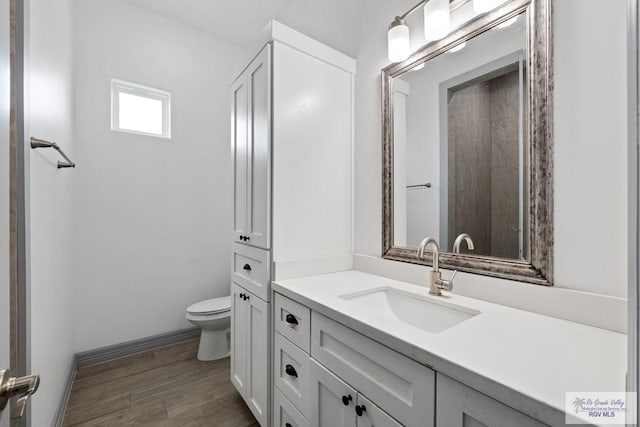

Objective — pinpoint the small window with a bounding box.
[111,79,171,138]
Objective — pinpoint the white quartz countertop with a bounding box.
[272,270,627,427]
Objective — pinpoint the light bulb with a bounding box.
[388,20,410,62]
[473,0,506,13]
[448,42,467,53]
[424,0,450,41]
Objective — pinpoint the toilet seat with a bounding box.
[187,296,231,316]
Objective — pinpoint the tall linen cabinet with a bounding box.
[230,21,356,427]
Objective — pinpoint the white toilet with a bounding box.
[185,296,231,361]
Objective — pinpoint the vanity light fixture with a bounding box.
[387,0,452,63]
[388,17,411,62]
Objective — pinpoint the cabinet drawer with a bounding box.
[311,312,435,427]
[274,388,310,427]
[232,243,270,301]
[275,293,311,353]
[436,374,547,427]
[275,332,310,417]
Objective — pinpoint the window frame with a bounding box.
[111,78,172,139]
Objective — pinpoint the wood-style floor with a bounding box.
[62,339,259,426]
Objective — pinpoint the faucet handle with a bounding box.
[438,270,458,292]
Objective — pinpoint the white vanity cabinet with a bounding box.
[231,20,356,427]
[273,290,555,427]
[230,282,270,426]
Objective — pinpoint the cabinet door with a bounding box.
[436,375,547,427]
[246,291,270,426]
[356,394,402,427]
[231,74,248,243]
[230,282,248,395]
[246,44,271,249]
[309,358,357,427]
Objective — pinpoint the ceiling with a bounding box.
[122,0,294,48]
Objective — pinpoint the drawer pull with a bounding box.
[239,292,245,299]
[285,314,298,325]
[243,294,250,301]
[342,394,353,406]
[285,424,293,427]
[284,364,298,378]
[356,404,366,417]
[242,263,252,271]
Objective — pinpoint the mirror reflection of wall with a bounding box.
[393,13,527,260]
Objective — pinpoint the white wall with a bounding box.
[72,0,244,352]
[28,0,76,424]
[275,0,362,57]
[353,0,630,300]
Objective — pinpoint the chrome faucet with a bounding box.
[453,233,475,253]
[417,237,457,296]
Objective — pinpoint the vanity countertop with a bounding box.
[272,270,627,427]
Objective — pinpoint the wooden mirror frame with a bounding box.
[381,0,553,285]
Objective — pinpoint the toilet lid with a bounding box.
[187,296,231,315]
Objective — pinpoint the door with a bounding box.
[245,44,271,249]
[356,394,402,427]
[232,73,249,244]
[230,282,248,396]
[245,291,269,426]
[0,0,10,422]
[309,358,357,427]
[436,375,546,427]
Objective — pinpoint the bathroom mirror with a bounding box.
[382,0,553,285]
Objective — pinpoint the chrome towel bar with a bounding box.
[30,137,75,169]
[406,183,431,189]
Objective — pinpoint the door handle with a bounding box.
[0,369,40,420]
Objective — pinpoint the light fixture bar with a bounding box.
[394,0,469,22]
[387,0,470,63]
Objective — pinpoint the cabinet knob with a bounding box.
[341,394,353,406]
[243,294,249,301]
[239,293,245,299]
[285,424,292,427]
[242,264,252,271]
[284,364,298,378]
[355,405,366,417]
[285,314,298,325]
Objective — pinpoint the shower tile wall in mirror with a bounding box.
[392,13,527,260]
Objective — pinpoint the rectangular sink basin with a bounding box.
[340,287,480,333]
